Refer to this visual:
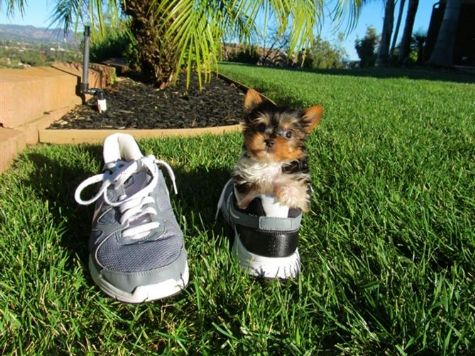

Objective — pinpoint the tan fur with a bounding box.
[234,89,323,212]
[272,136,303,161]
[303,106,324,133]
[244,89,264,112]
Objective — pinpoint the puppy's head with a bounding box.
[242,89,323,162]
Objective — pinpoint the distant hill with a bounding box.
[0,24,79,44]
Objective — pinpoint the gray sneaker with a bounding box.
[75,133,188,303]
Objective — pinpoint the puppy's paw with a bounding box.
[274,183,309,212]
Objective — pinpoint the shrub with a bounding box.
[19,50,47,66]
[300,35,347,69]
[89,23,133,63]
[224,44,260,64]
[355,26,379,67]
[412,31,427,64]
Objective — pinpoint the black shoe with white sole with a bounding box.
[216,179,301,278]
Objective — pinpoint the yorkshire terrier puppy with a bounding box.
[233,89,323,213]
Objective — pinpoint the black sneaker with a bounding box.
[216,179,301,278]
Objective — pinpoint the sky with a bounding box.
[0,0,438,60]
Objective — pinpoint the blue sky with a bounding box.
[0,0,438,60]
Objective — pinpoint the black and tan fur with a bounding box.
[232,89,323,212]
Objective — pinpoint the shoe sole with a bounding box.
[232,229,300,279]
[89,257,189,303]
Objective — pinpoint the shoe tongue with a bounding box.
[123,171,149,196]
[103,133,143,164]
[104,159,128,175]
[104,160,151,202]
[260,195,289,218]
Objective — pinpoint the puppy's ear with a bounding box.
[302,105,324,133]
[244,89,264,113]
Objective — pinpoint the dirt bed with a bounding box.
[48,74,245,129]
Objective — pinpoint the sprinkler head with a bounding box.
[96,91,107,113]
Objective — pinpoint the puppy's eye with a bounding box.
[257,123,266,132]
[284,130,292,139]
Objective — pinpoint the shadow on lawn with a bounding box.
[172,165,232,229]
[21,148,232,267]
[23,148,103,264]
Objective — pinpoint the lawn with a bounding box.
[1,64,474,354]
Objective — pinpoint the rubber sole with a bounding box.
[89,257,189,303]
[232,228,300,279]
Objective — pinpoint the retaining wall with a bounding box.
[0,62,114,172]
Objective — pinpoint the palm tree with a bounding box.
[389,0,406,57]
[120,1,178,88]
[398,0,419,65]
[1,0,365,88]
[428,0,462,67]
[376,0,395,66]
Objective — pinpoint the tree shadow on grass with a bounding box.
[304,66,475,84]
[172,165,232,230]
[22,147,103,265]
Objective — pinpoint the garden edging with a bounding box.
[36,72,272,145]
[38,124,242,144]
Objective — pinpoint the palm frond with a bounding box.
[331,0,365,33]
[49,0,121,37]
[156,0,333,86]
[48,0,84,33]
[0,0,28,16]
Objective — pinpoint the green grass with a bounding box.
[1,64,474,354]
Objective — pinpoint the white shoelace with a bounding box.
[75,155,178,239]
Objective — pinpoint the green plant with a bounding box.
[301,34,347,69]
[225,44,260,65]
[355,26,379,67]
[412,30,427,64]
[89,23,132,63]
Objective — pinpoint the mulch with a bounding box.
[48,74,246,129]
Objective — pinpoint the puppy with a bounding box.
[233,89,323,213]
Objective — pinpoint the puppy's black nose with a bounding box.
[265,139,274,147]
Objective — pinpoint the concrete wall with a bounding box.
[0,62,114,173]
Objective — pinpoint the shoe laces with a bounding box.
[75,155,178,239]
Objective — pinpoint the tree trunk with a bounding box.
[414,35,426,64]
[398,0,419,65]
[428,0,462,67]
[121,0,178,88]
[376,0,395,66]
[390,0,406,57]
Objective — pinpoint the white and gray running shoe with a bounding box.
[75,133,189,303]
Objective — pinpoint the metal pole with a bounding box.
[80,25,90,93]
[79,25,107,112]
